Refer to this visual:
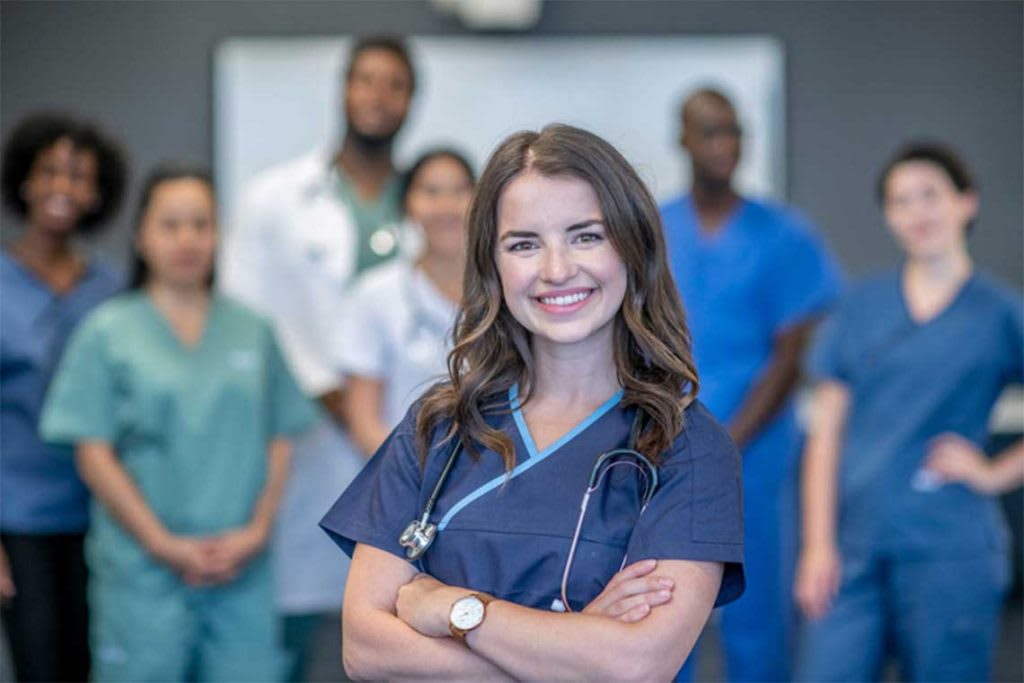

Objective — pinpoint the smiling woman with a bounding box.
[0,112,126,683]
[321,123,745,681]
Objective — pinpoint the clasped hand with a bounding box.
[395,558,675,637]
[151,526,265,586]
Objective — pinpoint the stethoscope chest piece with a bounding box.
[399,518,437,560]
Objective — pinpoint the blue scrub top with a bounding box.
[660,195,842,474]
[0,252,121,533]
[809,270,1023,558]
[321,389,745,612]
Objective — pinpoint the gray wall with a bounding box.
[2,0,1021,286]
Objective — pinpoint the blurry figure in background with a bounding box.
[795,143,1023,682]
[339,148,474,456]
[660,88,842,681]
[40,166,315,681]
[219,35,416,681]
[0,112,126,683]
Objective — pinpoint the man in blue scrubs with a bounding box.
[660,88,842,682]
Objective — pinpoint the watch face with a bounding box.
[451,596,485,630]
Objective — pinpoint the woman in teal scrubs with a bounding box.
[795,143,1024,682]
[42,165,315,682]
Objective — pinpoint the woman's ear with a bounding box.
[961,191,979,225]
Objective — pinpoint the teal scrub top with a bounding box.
[41,292,316,575]
[330,168,402,276]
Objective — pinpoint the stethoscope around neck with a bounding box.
[398,409,659,611]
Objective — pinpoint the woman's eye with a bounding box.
[507,241,536,252]
[573,232,603,244]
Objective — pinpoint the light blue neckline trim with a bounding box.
[437,384,624,531]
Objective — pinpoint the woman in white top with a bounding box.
[338,148,475,456]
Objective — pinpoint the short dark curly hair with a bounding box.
[344,35,416,93]
[1,112,128,233]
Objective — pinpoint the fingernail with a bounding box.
[643,559,656,567]
[656,590,671,600]
[658,578,674,588]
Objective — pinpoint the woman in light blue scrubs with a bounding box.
[795,143,1024,682]
[0,112,126,683]
[41,165,315,682]
[321,124,744,680]
[338,148,474,456]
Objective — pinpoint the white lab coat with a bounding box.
[337,260,458,429]
[219,148,364,614]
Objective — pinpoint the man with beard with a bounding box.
[219,36,415,682]
[660,88,842,682]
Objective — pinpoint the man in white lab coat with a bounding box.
[219,35,416,681]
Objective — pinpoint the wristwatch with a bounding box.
[449,592,494,645]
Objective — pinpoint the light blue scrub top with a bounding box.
[41,293,316,577]
[660,196,843,473]
[809,270,1023,558]
[0,252,121,533]
[321,390,745,611]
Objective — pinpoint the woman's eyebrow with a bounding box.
[499,219,604,241]
[500,230,538,240]
[565,219,604,232]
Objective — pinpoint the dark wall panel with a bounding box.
[2,0,1021,285]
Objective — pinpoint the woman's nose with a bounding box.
[540,245,575,283]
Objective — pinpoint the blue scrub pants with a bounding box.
[678,452,798,682]
[90,555,284,682]
[797,551,1009,682]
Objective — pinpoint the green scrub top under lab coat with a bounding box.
[41,292,316,579]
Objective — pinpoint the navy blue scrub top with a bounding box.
[321,388,745,611]
[809,270,1023,558]
[1,252,121,533]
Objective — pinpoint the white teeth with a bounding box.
[539,291,590,306]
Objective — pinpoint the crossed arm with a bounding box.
[342,543,722,681]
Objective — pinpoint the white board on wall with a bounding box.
[214,36,784,223]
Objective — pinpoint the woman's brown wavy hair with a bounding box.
[415,123,699,470]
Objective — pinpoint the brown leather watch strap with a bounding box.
[449,592,494,646]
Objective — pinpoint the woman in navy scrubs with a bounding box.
[796,142,1024,682]
[0,112,126,682]
[321,124,744,680]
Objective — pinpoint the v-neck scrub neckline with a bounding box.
[435,385,625,531]
[897,268,977,328]
[509,384,625,459]
[140,292,218,354]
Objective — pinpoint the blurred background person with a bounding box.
[338,147,474,456]
[0,112,126,683]
[660,88,843,682]
[40,166,314,681]
[795,143,1023,682]
[218,35,416,681]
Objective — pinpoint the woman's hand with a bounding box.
[582,559,674,623]
[794,544,842,620]
[204,526,265,583]
[149,533,218,585]
[925,433,996,494]
[396,574,467,638]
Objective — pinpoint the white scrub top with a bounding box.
[220,148,366,614]
[337,259,458,427]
